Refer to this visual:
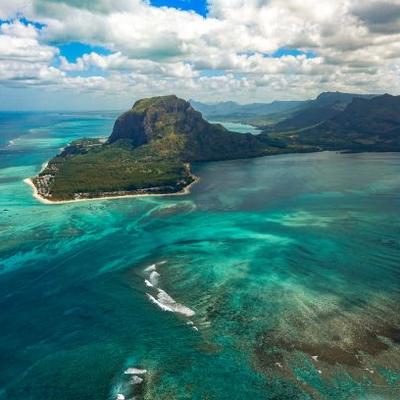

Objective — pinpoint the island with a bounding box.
[27,93,400,203]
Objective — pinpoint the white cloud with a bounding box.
[0,0,33,20]
[0,0,400,107]
[0,20,61,86]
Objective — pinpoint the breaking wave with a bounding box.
[143,261,197,325]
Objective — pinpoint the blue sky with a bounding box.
[0,17,45,29]
[150,0,208,16]
[58,42,112,62]
[272,48,316,59]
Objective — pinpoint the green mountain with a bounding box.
[283,94,400,151]
[311,91,375,108]
[108,95,272,161]
[270,92,376,132]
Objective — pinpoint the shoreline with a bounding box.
[23,175,199,205]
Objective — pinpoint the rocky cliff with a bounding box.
[108,95,271,161]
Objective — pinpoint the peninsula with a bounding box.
[28,93,400,202]
[27,95,307,202]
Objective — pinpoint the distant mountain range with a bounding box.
[190,99,304,118]
[270,92,377,132]
[189,92,375,122]
[293,93,400,151]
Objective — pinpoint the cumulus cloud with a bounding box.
[0,20,62,86]
[59,52,198,78]
[0,0,399,106]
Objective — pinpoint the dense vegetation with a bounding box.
[272,94,400,152]
[265,92,376,132]
[36,142,192,200]
[108,95,274,161]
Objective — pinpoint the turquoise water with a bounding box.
[1,112,400,400]
[208,120,262,135]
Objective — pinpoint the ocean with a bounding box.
[0,112,399,400]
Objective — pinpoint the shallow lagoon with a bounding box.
[208,120,262,135]
[0,112,399,399]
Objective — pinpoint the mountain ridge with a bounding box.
[190,98,304,118]
[292,93,400,151]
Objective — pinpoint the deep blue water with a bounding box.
[0,112,400,400]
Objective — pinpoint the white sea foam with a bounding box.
[146,289,195,317]
[124,368,147,375]
[146,293,173,312]
[144,261,166,272]
[144,260,195,320]
[156,288,175,303]
[149,271,160,286]
[131,376,143,385]
[144,264,156,272]
[186,320,199,331]
[117,394,125,400]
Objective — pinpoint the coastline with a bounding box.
[23,175,199,205]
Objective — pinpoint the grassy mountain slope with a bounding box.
[108,95,273,161]
[277,94,400,151]
[269,92,377,133]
